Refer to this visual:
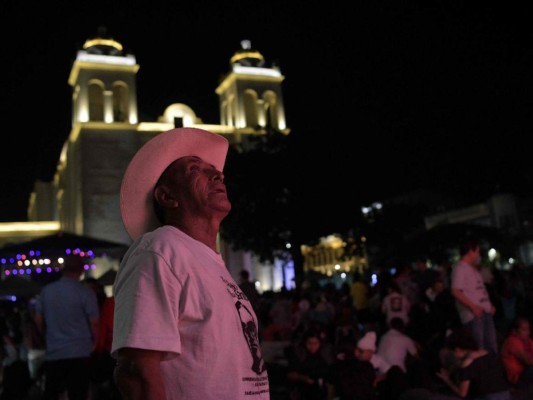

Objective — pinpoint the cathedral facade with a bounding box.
[26,30,293,292]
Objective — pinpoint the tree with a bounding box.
[221,129,292,264]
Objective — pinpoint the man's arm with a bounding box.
[451,288,484,318]
[90,318,99,350]
[510,339,533,366]
[34,313,45,336]
[114,347,166,400]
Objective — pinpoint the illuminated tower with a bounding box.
[216,40,289,144]
[52,27,140,243]
[68,27,139,125]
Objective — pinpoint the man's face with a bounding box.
[305,336,321,354]
[468,246,481,267]
[355,347,373,361]
[159,156,231,217]
[516,320,531,339]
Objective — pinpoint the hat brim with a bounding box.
[120,128,229,241]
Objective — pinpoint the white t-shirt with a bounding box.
[370,353,391,376]
[377,329,418,372]
[112,226,270,400]
[381,292,410,326]
[451,260,492,324]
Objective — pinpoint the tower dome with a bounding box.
[82,26,124,56]
[229,40,265,68]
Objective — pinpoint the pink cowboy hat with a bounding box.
[120,127,229,241]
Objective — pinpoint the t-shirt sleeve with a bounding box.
[112,249,181,360]
[451,265,465,291]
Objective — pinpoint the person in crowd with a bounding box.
[412,259,439,298]
[356,331,409,400]
[381,280,411,329]
[0,305,32,400]
[350,270,371,323]
[330,337,377,400]
[238,269,261,314]
[35,254,100,400]
[450,239,499,355]
[393,263,419,306]
[378,317,420,374]
[436,327,512,400]
[83,277,108,310]
[21,299,46,383]
[111,127,269,399]
[355,331,392,385]
[92,295,120,399]
[262,288,294,341]
[423,277,460,336]
[501,317,533,389]
[286,329,334,400]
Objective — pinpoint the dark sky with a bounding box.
[2,2,533,240]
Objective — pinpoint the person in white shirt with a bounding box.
[355,331,391,383]
[377,317,420,373]
[450,239,498,355]
[112,128,269,400]
[381,281,411,328]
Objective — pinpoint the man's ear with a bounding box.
[154,186,179,208]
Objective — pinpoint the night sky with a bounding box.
[2,2,533,240]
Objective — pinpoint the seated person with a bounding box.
[436,328,512,399]
[501,317,533,389]
[356,331,409,399]
[331,337,377,400]
[286,329,334,400]
[356,331,391,383]
[377,317,420,373]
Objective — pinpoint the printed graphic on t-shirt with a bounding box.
[391,296,403,312]
[221,276,266,375]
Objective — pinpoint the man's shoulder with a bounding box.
[136,226,192,253]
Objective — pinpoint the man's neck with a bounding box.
[166,210,227,253]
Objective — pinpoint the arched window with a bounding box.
[244,89,259,127]
[263,91,278,130]
[88,81,105,121]
[113,82,129,122]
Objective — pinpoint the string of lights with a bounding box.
[1,248,97,278]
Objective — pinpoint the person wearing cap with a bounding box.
[355,331,391,381]
[111,128,269,400]
[355,331,410,400]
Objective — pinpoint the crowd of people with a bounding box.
[0,261,119,400]
[1,254,533,399]
[257,253,533,400]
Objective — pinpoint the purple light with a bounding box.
[26,268,32,274]
[5,270,10,276]
[36,268,42,274]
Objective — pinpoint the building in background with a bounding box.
[0,28,292,292]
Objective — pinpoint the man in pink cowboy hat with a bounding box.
[111,128,269,399]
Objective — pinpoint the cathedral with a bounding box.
[8,28,294,292]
